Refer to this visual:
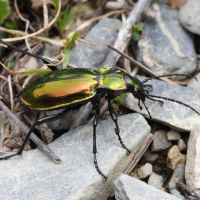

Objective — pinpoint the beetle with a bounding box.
[0,38,199,180]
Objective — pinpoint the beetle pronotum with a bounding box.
[0,39,199,180]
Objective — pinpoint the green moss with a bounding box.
[0,0,10,24]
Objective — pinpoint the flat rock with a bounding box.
[114,174,181,200]
[70,17,121,70]
[185,125,200,188]
[120,76,200,132]
[0,113,150,200]
[179,0,200,35]
[136,2,196,77]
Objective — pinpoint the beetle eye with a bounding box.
[133,88,138,93]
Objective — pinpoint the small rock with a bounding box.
[168,163,186,189]
[179,0,200,35]
[178,139,187,151]
[188,73,200,97]
[136,2,196,78]
[167,130,181,141]
[167,145,186,170]
[137,163,153,179]
[185,125,200,188]
[151,130,172,152]
[170,188,186,200]
[148,172,164,188]
[114,174,180,200]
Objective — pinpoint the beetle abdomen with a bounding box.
[19,72,98,110]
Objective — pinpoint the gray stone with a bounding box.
[170,189,186,200]
[151,130,172,152]
[167,145,186,170]
[114,174,181,200]
[148,172,164,188]
[167,130,181,141]
[185,125,200,188]
[46,109,79,130]
[0,113,150,200]
[70,18,121,70]
[120,76,200,132]
[188,73,200,97]
[178,139,187,151]
[179,0,200,35]
[168,163,186,189]
[136,2,196,78]
[137,163,153,179]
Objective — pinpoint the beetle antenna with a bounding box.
[142,74,198,83]
[146,94,200,116]
[142,100,152,119]
[0,39,59,71]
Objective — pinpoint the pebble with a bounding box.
[137,163,153,179]
[178,139,187,151]
[185,125,200,188]
[151,130,172,152]
[148,172,164,188]
[179,0,200,35]
[168,163,186,189]
[170,188,186,200]
[167,145,186,170]
[167,130,181,141]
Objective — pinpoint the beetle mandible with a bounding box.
[0,39,199,180]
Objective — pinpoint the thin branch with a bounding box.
[0,100,61,164]
[2,0,61,42]
[43,0,49,29]
[14,0,31,50]
[124,133,154,175]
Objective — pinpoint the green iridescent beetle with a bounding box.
[0,39,200,180]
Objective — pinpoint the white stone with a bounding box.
[137,163,153,179]
[178,139,187,151]
[188,73,200,97]
[148,172,164,188]
[185,125,200,188]
[167,130,181,141]
[179,0,200,35]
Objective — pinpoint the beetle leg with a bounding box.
[108,100,131,155]
[0,108,71,160]
[138,99,143,110]
[93,102,108,181]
